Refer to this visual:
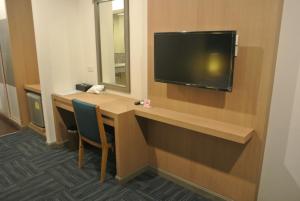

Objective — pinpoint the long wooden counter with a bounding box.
[135,107,254,144]
[53,92,254,145]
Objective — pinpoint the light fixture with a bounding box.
[112,0,124,11]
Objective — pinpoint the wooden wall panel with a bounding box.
[147,0,283,200]
[5,0,40,126]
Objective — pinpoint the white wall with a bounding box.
[258,0,300,200]
[32,0,147,143]
[126,0,148,99]
[32,0,85,143]
[284,63,300,187]
[99,2,116,84]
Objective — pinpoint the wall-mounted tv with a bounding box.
[154,31,237,92]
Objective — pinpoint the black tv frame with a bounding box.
[154,30,237,92]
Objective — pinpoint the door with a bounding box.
[0,17,20,123]
[0,46,10,117]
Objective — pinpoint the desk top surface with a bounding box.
[53,92,137,116]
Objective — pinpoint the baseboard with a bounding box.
[115,166,149,184]
[115,165,232,201]
[28,122,46,137]
[148,166,232,201]
[46,141,65,149]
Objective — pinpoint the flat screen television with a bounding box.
[154,31,237,92]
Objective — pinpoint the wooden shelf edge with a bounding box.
[134,107,254,144]
[24,84,41,94]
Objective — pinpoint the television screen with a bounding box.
[154,31,237,92]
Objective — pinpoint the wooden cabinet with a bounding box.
[5,0,40,126]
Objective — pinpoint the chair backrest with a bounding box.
[72,99,107,145]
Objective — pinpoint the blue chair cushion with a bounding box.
[72,99,114,144]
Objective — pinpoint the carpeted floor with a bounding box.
[0,129,217,201]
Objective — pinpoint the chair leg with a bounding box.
[78,137,84,168]
[100,147,109,183]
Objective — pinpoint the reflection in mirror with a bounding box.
[95,0,130,92]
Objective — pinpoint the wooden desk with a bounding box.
[52,92,254,181]
[52,92,149,181]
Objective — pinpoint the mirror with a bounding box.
[94,0,130,93]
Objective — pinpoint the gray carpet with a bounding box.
[0,129,214,201]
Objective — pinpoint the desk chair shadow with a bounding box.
[72,99,114,183]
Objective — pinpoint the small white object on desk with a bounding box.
[57,89,81,96]
[87,85,105,94]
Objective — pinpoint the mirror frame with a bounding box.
[94,0,130,93]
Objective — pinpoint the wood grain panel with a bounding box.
[5,0,40,126]
[148,0,283,200]
[115,111,149,179]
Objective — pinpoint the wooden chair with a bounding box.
[72,99,114,183]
